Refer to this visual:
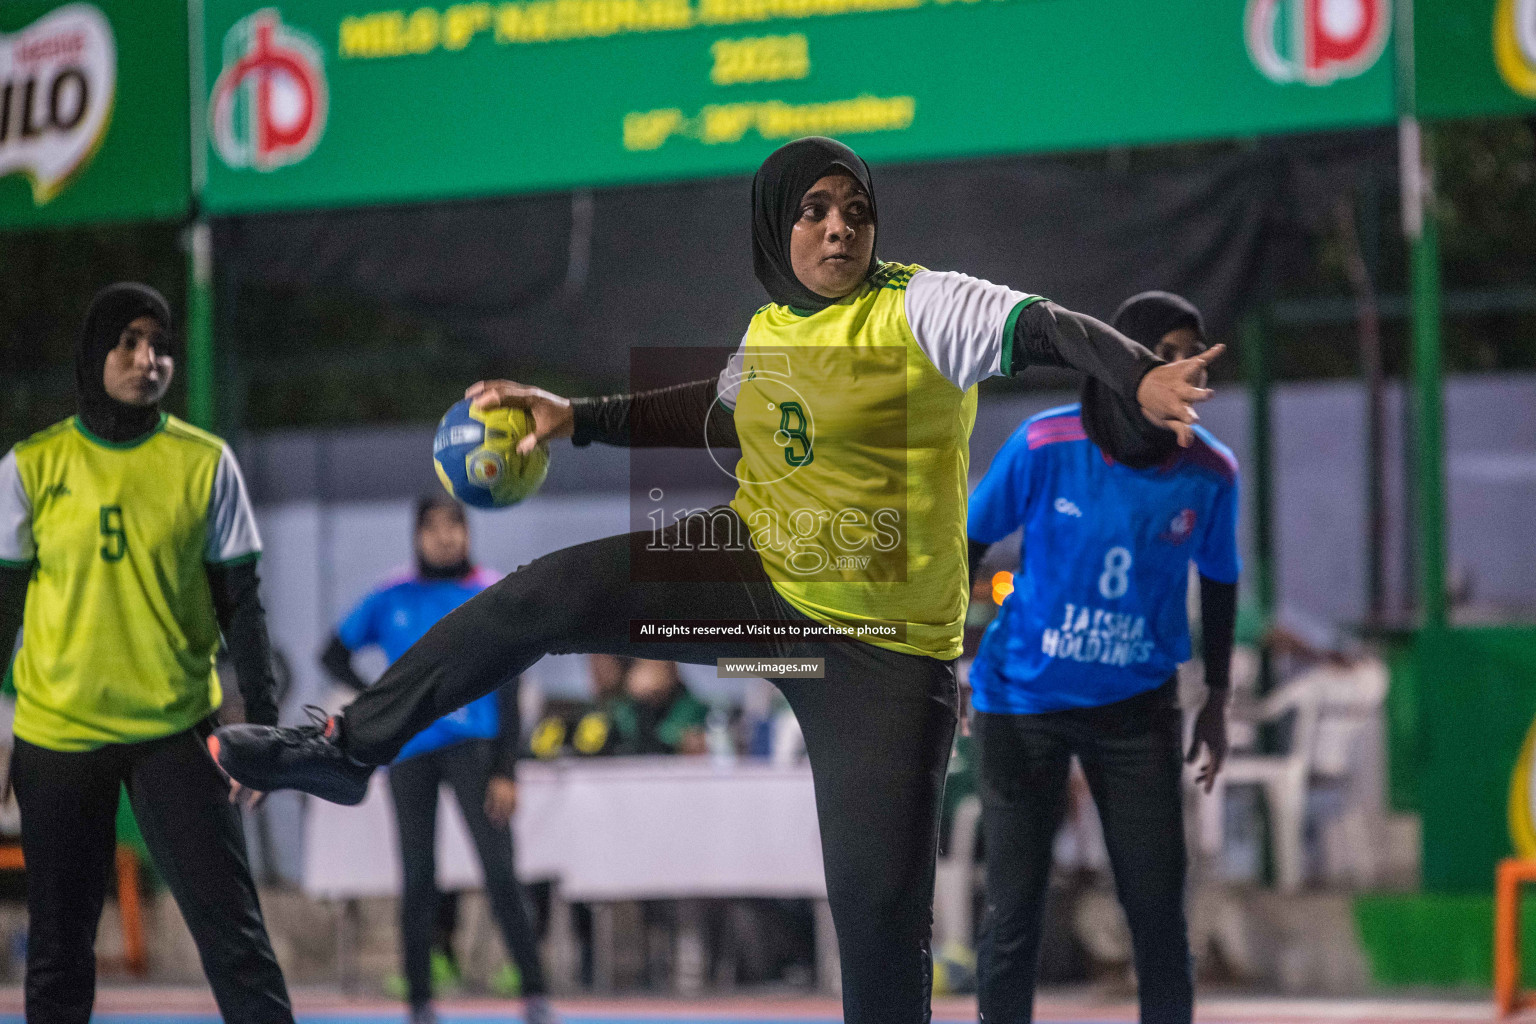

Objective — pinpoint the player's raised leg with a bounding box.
[213,509,789,799]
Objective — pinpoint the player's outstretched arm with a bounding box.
[469,377,738,451]
[468,380,575,455]
[1137,346,1225,448]
[1010,301,1222,447]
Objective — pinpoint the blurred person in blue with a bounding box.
[966,292,1239,1024]
[319,494,556,1024]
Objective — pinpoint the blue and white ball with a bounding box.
[432,398,549,508]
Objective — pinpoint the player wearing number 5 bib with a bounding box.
[0,285,293,1024]
[966,293,1239,1024]
[213,138,1222,1024]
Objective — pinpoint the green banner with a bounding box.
[0,0,190,230]
[1417,0,1536,120]
[201,0,1397,213]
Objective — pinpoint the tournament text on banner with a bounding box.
[200,0,1399,213]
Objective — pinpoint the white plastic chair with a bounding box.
[1198,670,1323,892]
[1198,660,1391,891]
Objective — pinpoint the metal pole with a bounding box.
[1241,314,1277,692]
[1335,194,1387,627]
[1400,117,1447,629]
[185,221,214,430]
[184,0,215,432]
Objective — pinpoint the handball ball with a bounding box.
[433,398,549,509]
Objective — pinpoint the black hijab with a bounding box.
[751,137,878,313]
[1079,291,1205,470]
[415,493,473,580]
[75,283,174,444]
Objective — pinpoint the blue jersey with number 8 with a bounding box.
[967,405,1240,714]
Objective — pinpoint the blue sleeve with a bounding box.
[336,590,383,652]
[1196,474,1242,584]
[968,428,1034,544]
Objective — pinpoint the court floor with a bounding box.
[0,989,1513,1024]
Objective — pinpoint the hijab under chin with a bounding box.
[75,283,174,444]
[1080,291,1204,470]
[414,492,473,580]
[751,136,878,313]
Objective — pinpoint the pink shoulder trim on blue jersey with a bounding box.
[1026,413,1087,450]
[381,566,416,589]
[1182,434,1238,482]
[467,566,502,588]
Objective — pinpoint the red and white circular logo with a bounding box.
[209,9,326,171]
[1246,0,1390,86]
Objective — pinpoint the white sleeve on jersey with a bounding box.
[715,329,752,411]
[205,446,263,564]
[0,450,33,566]
[904,270,1038,392]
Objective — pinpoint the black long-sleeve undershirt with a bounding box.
[570,299,1161,449]
[0,565,26,681]
[570,380,739,449]
[206,560,281,727]
[321,634,369,693]
[1012,301,1161,401]
[1198,576,1237,692]
[322,631,524,777]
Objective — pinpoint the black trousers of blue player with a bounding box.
[974,678,1193,1024]
[388,738,547,1007]
[339,509,959,1024]
[11,726,293,1024]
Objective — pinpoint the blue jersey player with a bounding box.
[321,495,558,1024]
[967,293,1238,1024]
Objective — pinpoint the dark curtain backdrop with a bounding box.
[214,129,1395,390]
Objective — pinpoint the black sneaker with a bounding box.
[212,706,373,806]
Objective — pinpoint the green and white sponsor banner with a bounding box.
[1417,0,1536,119]
[201,0,1397,213]
[0,0,190,229]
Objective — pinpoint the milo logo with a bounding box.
[1246,0,1390,86]
[0,4,116,204]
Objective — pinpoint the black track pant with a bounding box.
[974,679,1192,1024]
[342,510,958,1024]
[388,739,546,1007]
[11,727,293,1024]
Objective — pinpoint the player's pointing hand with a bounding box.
[467,379,575,455]
[1135,343,1225,447]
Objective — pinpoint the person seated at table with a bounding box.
[529,654,631,759]
[611,660,709,756]
[319,494,557,1024]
